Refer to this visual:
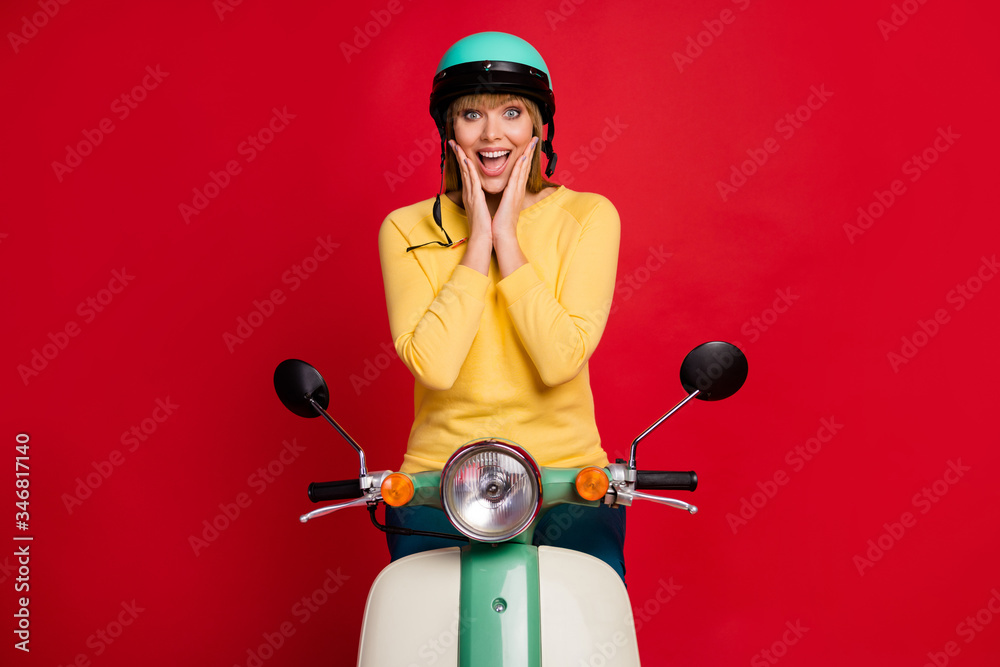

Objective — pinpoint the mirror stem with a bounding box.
[308,397,369,479]
[628,390,700,470]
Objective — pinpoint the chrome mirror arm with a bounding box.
[308,396,368,479]
[627,389,700,470]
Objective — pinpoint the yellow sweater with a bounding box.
[378,186,620,473]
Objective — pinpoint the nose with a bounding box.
[481,113,501,141]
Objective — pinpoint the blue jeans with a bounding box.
[384,503,627,583]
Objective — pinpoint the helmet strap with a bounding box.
[406,139,455,252]
[433,138,451,241]
[542,117,558,177]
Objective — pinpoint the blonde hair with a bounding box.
[444,93,558,194]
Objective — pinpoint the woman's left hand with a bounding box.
[492,137,536,275]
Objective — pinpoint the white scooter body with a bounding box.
[357,546,640,666]
[274,342,748,667]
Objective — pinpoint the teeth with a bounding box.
[479,150,510,158]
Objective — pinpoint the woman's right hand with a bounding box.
[450,140,493,275]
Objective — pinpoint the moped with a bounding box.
[273,341,747,666]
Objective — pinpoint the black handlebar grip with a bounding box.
[307,479,364,503]
[635,471,698,492]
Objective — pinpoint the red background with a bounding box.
[3,0,999,665]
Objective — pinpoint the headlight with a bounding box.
[441,440,541,542]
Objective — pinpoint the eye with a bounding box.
[462,109,482,120]
[503,108,521,119]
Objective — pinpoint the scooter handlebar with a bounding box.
[306,470,695,502]
[635,471,698,492]
[308,479,365,503]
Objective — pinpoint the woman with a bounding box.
[378,32,626,580]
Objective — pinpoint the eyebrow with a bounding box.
[468,100,522,112]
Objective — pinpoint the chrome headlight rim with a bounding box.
[440,439,542,543]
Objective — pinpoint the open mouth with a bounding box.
[477,149,512,176]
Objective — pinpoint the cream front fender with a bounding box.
[538,546,641,666]
[357,547,463,667]
[356,545,640,666]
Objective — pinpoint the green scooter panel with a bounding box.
[459,542,541,666]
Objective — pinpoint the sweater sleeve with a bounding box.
[497,197,621,386]
[378,216,490,391]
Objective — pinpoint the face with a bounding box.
[452,97,535,194]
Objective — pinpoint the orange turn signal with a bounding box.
[380,473,415,507]
[575,467,610,501]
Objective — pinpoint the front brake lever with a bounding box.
[300,496,373,523]
[605,463,698,514]
[629,489,698,515]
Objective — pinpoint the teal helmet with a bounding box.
[407,32,558,253]
[429,32,558,177]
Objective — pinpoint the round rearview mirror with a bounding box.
[679,341,748,401]
[273,359,330,418]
